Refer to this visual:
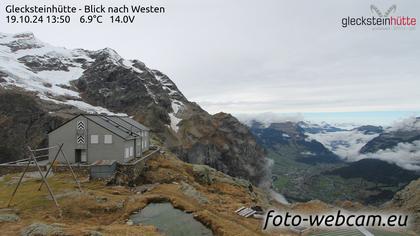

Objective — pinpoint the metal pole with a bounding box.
[31,146,58,152]
[60,149,82,192]
[7,157,31,207]
[38,144,63,191]
[28,146,60,211]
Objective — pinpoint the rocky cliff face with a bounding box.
[385,178,420,233]
[176,113,269,184]
[250,121,340,164]
[0,89,72,162]
[0,32,268,185]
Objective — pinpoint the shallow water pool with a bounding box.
[130,202,213,236]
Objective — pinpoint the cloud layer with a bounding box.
[355,141,420,171]
[307,117,420,171]
[236,112,304,127]
[389,117,420,131]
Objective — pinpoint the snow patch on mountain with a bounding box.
[37,67,84,90]
[167,100,183,132]
[99,48,122,62]
[0,49,80,98]
[155,72,185,132]
[122,59,144,74]
[64,100,125,115]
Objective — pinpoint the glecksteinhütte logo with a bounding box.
[341,4,416,30]
[370,4,396,17]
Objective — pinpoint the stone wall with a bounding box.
[0,165,47,176]
[113,149,160,185]
[0,149,160,185]
[0,164,90,176]
[113,158,145,185]
[52,165,90,175]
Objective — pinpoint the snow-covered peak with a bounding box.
[0,32,191,129]
[0,32,122,115]
[94,47,122,63]
[0,32,44,51]
[0,32,79,59]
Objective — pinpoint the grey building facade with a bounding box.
[48,114,150,164]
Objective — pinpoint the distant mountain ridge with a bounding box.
[325,159,419,186]
[242,118,419,204]
[352,125,384,135]
[360,118,420,154]
[298,121,347,134]
[247,119,384,163]
[250,120,341,164]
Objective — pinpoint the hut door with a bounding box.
[75,149,87,163]
[75,150,81,163]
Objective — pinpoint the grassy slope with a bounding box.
[0,172,160,235]
[0,152,296,236]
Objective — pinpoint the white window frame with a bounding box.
[129,146,134,157]
[90,135,99,144]
[125,147,130,159]
[104,134,113,144]
[81,150,87,162]
[136,140,141,155]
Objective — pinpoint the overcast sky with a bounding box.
[1,0,419,125]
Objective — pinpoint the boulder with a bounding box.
[21,223,67,236]
[192,165,214,185]
[85,231,102,236]
[0,213,20,223]
[179,181,209,205]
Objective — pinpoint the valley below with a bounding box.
[247,120,420,206]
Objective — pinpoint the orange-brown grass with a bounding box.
[0,153,302,235]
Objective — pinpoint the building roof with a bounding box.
[91,160,117,166]
[49,114,150,140]
[120,117,150,131]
